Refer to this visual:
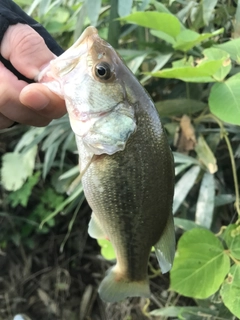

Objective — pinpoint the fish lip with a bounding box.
[75,26,98,45]
[37,27,99,83]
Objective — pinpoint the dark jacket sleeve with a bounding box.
[0,0,64,82]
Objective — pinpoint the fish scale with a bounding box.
[37,26,175,303]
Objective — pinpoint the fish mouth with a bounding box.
[73,26,99,48]
[37,27,99,83]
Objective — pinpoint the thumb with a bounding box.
[0,23,55,79]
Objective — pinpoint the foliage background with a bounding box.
[1,0,240,319]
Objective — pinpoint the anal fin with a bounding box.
[154,214,175,274]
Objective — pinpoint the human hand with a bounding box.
[0,23,66,129]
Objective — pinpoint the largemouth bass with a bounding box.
[37,26,175,303]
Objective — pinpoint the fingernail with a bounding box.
[25,91,50,110]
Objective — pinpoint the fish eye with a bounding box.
[95,62,112,80]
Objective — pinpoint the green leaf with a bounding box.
[141,53,172,84]
[149,58,224,82]
[221,265,240,318]
[170,228,230,299]
[174,218,204,231]
[215,194,235,207]
[174,29,223,52]
[43,142,59,179]
[7,172,40,208]
[203,48,231,81]
[40,184,83,228]
[120,12,181,37]
[195,135,218,173]
[173,152,200,165]
[173,165,200,214]
[150,29,176,45]
[118,0,133,17]
[86,0,101,26]
[223,224,240,260]
[195,172,215,228]
[209,73,240,125]
[45,21,64,34]
[203,48,232,81]
[155,99,206,117]
[202,0,218,25]
[52,7,70,23]
[215,38,240,63]
[97,239,116,260]
[1,147,37,191]
[150,306,217,318]
[15,127,44,153]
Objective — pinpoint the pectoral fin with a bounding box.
[83,111,136,155]
[88,213,106,239]
[154,214,175,274]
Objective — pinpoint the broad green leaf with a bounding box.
[215,38,240,63]
[150,30,175,45]
[195,172,215,228]
[170,228,230,299]
[155,99,206,117]
[120,12,181,37]
[97,239,116,260]
[221,265,240,318]
[223,224,240,260]
[149,59,223,82]
[174,218,204,231]
[174,29,223,52]
[86,0,101,26]
[203,48,231,81]
[118,0,133,17]
[209,73,240,125]
[173,165,200,214]
[195,135,218,173]
[1,147,37,191]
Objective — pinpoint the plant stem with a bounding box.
[225,250,240,265]
[224,133,240,218]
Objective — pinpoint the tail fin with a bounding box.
[98,266,150,303]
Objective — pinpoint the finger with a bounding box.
[1,24,55,79]
[0,62,51,127]
[20,83,67,119]
[0,114,14,129]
